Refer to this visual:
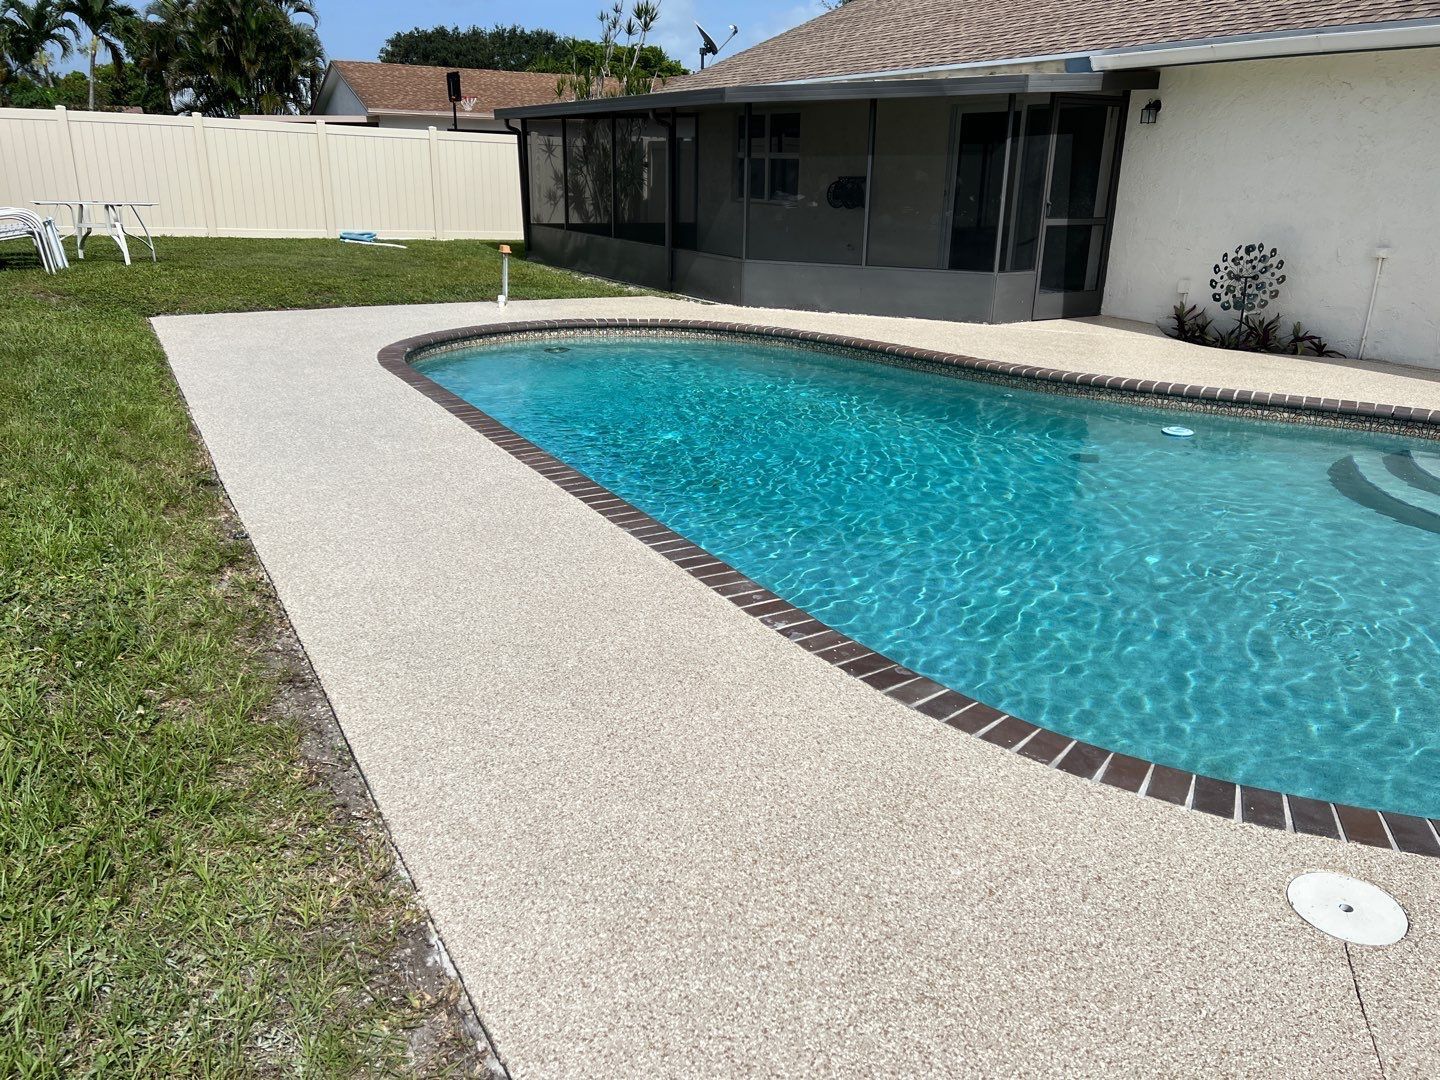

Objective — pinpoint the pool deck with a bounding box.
[155,297,1440,1078]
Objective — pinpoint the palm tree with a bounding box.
[3,0,80,83]
[122,0,188,109]
[0,6,13,82]
[157,0,321,116]
[64,0,136,109]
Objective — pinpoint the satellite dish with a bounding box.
[695,22,739,69]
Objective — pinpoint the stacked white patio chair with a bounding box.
[0,207,69,273]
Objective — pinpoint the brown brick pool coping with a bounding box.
[379,318,1440,859]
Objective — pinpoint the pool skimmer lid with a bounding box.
[1287,872,1408,946]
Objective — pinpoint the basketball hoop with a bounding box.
[459,97,478,112]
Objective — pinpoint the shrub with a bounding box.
[1164,304,1342,357]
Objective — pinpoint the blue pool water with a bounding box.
[419,335,1440,817]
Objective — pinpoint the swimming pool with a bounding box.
[416,331,1440,820]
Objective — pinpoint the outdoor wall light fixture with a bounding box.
[1140,99,1163,124]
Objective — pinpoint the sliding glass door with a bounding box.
[946,106,1010,271]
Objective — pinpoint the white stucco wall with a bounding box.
[1104,49,1440,369]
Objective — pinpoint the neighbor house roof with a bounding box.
[676,0,1440,88]
[322,61,567,118]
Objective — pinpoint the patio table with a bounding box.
[33,199,158,266]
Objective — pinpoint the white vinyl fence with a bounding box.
[0,106,523,240]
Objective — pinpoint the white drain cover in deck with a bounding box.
[1287,872,1408,946]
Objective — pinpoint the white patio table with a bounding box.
[33,199,158,266]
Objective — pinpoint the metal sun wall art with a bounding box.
[1210,242,1287,315]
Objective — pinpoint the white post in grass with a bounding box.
[498,244,510,306]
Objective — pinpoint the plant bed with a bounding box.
[1164,242,1343,359]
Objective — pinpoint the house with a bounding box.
[312,61,568,133]
[497,0,1440,368]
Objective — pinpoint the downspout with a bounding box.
[504,118,532,255]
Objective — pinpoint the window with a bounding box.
[947,109,1009,272]
[746,101,868,265]
[738,112,802,201]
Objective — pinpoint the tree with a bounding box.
[141,0,324,115]
[64,0,136,110]
[122,0,188,109]
[0,16,9,84]
[381,24,566,70]
[378,21,685,80]
[2,0,80,83]
[558,1,664,99]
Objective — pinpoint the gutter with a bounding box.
[1091,18,1440,69]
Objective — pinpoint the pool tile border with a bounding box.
[379,319,1440,859]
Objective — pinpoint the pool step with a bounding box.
[1330,451,1440,535]
[1388,450,1440,496]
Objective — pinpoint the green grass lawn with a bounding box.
[0,238,629,1075]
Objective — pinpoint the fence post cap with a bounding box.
[498,244,512,255]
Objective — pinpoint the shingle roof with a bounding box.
[328,61,567,116]
[676,0,1440,88]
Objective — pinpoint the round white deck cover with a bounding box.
[1287,872,1408,946]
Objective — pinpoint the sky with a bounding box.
[309,0,825,71]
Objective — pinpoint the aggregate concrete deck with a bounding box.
[154,298,1440,1078]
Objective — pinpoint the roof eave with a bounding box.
[1091,17,1440,69]
[496,69,1157,119]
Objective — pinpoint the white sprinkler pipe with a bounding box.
[498,243,511,306]
[1358,246,1390,360]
